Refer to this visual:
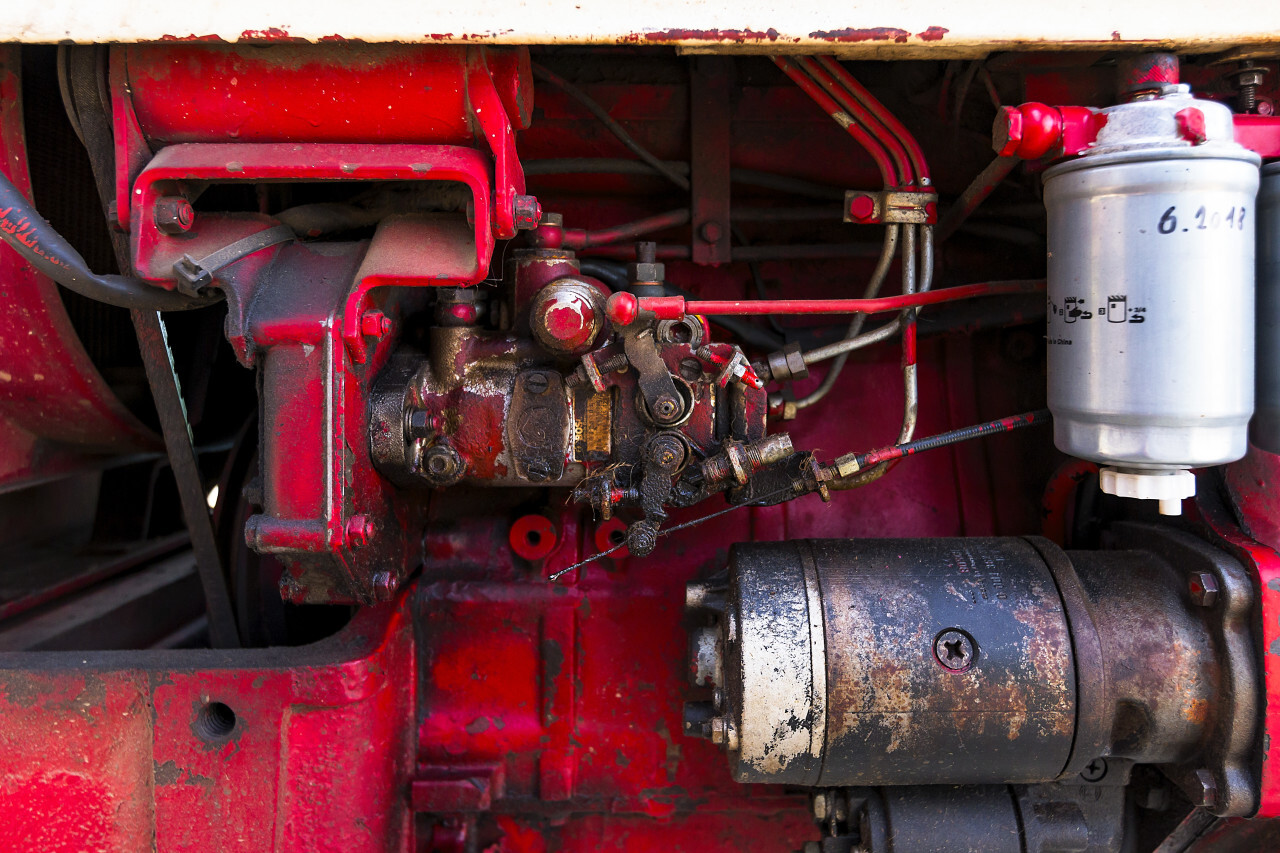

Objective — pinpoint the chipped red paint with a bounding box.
[0,597,416,852]
[917,26,950,41]
[638,28,788,44]
[807,27,912,44]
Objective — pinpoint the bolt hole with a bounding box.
[195,702,237,742]
[526,530,542,546]
[609,529,626,546]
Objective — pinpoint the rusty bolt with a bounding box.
[345,515,372,549]
[421,444,465,486]
[1080,757,1108,782]
[934,629,975,671]
[710,716,728,745]
[653,395,681,422]
[1189,572,1219,607]
[372,571,397,602]
[513,194,543,230]
[699,220,723,243]
[525,372,550,395]
[360,310,392,339]
[648,434,686,470]
[1194,768,1219,808]
[154,196,195,235]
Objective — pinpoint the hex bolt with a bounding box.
[372,571,397,602]
[1189,572,1219,607]
[512,194,543,230]
[1230,61,1268,113]
[1080,757,1108,782]
[154,196,195,235]
[1195,768,1219,808]
[406,410,434,440]
[525,372,550,395]
[360,310,392,339]
[934,629,975,671]
[345,515,372,549]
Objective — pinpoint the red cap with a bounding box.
[606,292,639,326]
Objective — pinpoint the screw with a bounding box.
[1080,757,1108,782]
[406,410,434,439]
[934,629,975,671]
[525,372,550,395]
[345,515,372,549]
[1189,572,1220,607]
[154,196,195,235]
[421,445,464,485]
[1195,768,1219,808]
[372,571,397,602]
[679,358,703,381]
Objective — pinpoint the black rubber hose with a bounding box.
[0,171,219,311]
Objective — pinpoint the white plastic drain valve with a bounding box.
[1099,468,1196,516]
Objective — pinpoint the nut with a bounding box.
[372,571,397,602]
[154,196,195,235]
[513,194,542,230]
[1194,768,1219,808]
[1189,572,1219,607]
[345,515,372,549]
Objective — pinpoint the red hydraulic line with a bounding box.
[797,56,913,186]
[606,280,1044,324]
[563,209,692,250]
[816,56,931,184]
[772,56,898,187]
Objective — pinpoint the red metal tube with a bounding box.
[816,56,931,184]
[796,57,912,186]
[771,57,898,187]
[568,209,691,249]
[607,280,1044,324]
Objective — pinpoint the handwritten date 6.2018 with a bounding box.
[1156,204,1247,235]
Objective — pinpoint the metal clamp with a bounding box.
[172,224,296,296]
[844,189,938,225]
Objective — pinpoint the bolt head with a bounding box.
[360,310,392,339]
[1195,768,1219,807]
[1189,572,1219,607]
[154,196,195,235]
[513,194,542,230]
[1080,757,1108,782]
[934,629,975,671]
[345,515,372,549]
[847,193,877,222]
[372,571,397,602]
[699,220,723,243]
[526,372,550,395]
